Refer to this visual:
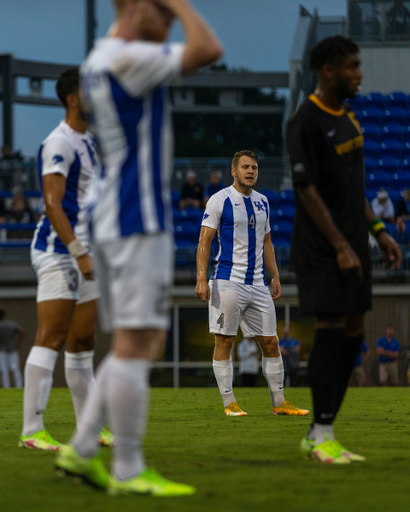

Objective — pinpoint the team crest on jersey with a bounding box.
[53,155,64,164]
[203,213,210,221]
[253,201,265,212]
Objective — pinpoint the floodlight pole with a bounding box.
[86,0,96,55]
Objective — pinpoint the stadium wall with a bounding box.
[1,286,409,388]
[359,44,410,94]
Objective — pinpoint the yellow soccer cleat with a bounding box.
[311,436,351,464]
[334,441,366,462]
[271,400,309,416]
[18,430,62,451]
[224,402,248,416]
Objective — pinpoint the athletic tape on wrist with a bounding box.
[368,218,386,237]
[67,239,88,259]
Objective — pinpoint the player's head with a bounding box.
[282,325,291,338]
[309,36,362,100]
[0,309,6,320]
[113,0,175,42]
[231,150,258,189]
[56,68,86,120]
[386,324,395,338]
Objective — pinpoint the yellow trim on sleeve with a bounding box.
[309,94,345,117]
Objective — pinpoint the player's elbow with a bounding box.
[182,42,223,73]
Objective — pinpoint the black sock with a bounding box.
[308,328,345,425]
[333,335,363,417]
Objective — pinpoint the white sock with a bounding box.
[262,356,285,407]
[108,357,149,481]
[213,359,236,407]
[72,354,112,458]
[309,423,335,445]
[65,351,95,426]
[22,347,59,436]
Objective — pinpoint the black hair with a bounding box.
[56,68,80,108]
[308,36,360,73]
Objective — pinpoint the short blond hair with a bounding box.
[231,150,258,169]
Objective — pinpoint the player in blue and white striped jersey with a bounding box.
[196,150,309,417]
[20,69,113,451]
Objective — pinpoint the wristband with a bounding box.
[368,218,386,237]
[67,239,88,259]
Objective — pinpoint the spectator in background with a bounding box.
[350,340,370,387]
[0,309,25,388]
[179,170,204,210]
[396,189,410,232]
[377,325,400,386]
[204,171,225,206]
[8,186,33,224]
[371,189,395,224]
[237,337,259,387]
[279,325,300,387]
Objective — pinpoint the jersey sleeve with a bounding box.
[40,137,76,178]
[110,42,185,97]
[201,193,223,230]
[287,108,322,186]
[262,196,271,234]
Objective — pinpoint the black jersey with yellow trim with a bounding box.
[286,94,369,274]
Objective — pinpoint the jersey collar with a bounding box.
[309,94,345,117]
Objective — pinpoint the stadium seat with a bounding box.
[277,189,295,207]
[272,238,291,248]
[377,157,400,173]
[361,123,381,141]
[171,190,181,210]
[174,221,200,244]
[270,221,293,242]
[174,158,191,167]
[385,92,408,109]
[208,157,229,166]
[390,171,410,190]
[258,188,278,207]
[387,189,402,203]
[347,95,363,111]
[382,123,406,141]
[362,92,385,109]
[379,139,403,158]
[401,156,410,169]
[363,139,379,157]
[385,107,408,125]
[364,156,378,171]
[270,207,295,223]
[179,207,204,223]
[361,108,386,125]
[365,189,378,202]
[365,171,391,191]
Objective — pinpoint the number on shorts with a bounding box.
[217,313,225,328]
[249,214,255,229]
[67,268,79,292]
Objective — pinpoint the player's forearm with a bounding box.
[196,234,212,282]
[296,184,349,252]
[45,202,77,247]
[169,0,223,71]
[264,238,280,281]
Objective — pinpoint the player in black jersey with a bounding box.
[287,36,401,464]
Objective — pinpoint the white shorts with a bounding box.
[209,279,277,337]
[92,232,174,332]
[31,249,100,305]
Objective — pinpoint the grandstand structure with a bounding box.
[0,1,410,388]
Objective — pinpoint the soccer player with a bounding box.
[0,309,25,389]
[19,69,113,450]
[287,36,401,464]
[195,150,309,417]
[54,0,222,496]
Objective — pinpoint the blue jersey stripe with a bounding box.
[215,197,234,280]
[108,74,144,236]
[244,197,256,285]
[151,87,166,230]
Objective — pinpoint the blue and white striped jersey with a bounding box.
[80,38,185,242]
[32,121,98,253]
[202,185,271,286]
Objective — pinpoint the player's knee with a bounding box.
[35,329,67,351]
[69,333,95,352]
[215,335,234,352]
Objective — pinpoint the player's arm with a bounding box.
[365,199,402,271]
[296,184,363,279]
[195,226,216,301]
[14,327,25,349]
[43,174,94,281]
[264,233,282,299]
[162,0,223,73]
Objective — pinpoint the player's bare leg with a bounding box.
[21,299,76,449]
[257,335,309,416]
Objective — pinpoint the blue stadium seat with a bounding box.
[354,110,365,123]
[387,189,402,202]
[377,157,400,173]
[363,92,385,109]
[272,238,291,248]
[171,190,180,210]
[174,158,191,167]
[278,190,295,207]
[179,207,204,223]
[174,222,200,244]
[391,171,410,190]
[401,156,410,169]
[363,139,379,157]
[361,123,381,141]
[365,171,391,191]
[382,123,406,141]
[385,107,408,125]
[379,139,403,157]
[365,189,378,202]
[270,221,293,242]
[361,108,386,125]
[386,92,408,109]
[258,189,278,207]
[270,207,295,223]
[209,158,229,166]
[364,156,378,171]
[347,95,363,111]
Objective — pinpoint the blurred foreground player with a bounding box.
[196,150,309,417]
[20,69,113,450]
[55,0,222,496]
[287,36,401,464]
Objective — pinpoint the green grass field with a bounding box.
[1,387,410,512]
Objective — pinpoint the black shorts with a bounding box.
[296,266,372,316]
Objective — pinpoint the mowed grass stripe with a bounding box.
[1,388,410,512]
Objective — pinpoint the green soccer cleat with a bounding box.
[108,467,196,497]
[99,428,115,447]
[300,436,315,457]
[334,441,366,462]
[311,435,351,464]
[55,444,109,489]
[18,430,62,451]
